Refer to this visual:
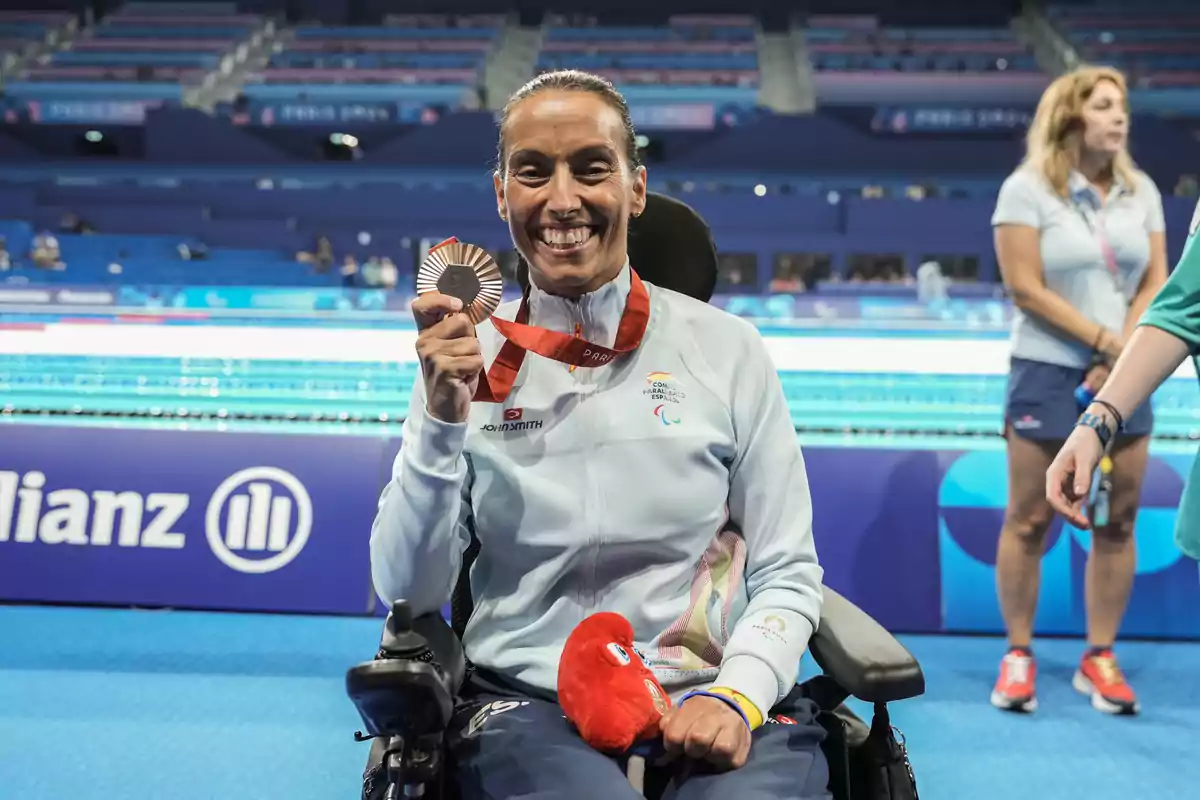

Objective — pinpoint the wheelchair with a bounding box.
[346,193,926,800]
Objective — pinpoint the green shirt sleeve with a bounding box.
[1139,199,1200,355]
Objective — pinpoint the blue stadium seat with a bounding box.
[7,5,259,107]
[242,16,495,108]
[1047,3,1200,89]
[0,10,72,60]
[533,15,761,112]
[805,17,1038,76]
[237,84,469,103]
[3,80,183,100]
[291,25,498,40]
[51,50,221,67]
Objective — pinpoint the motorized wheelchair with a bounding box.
[346,193,926,800]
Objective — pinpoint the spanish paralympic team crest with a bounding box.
[644,372,684,426]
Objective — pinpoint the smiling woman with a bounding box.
[492,70,648,298]
[368,68,830,800]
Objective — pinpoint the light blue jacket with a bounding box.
[370,265,824,717]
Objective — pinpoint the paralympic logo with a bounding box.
[653,404,680,426]
[647,372,683,425]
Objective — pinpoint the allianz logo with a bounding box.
[0,466,313,574]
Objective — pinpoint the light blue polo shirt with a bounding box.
[991,166,1165,369]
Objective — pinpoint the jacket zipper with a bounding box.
[571,304,600,610]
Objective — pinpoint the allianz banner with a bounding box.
[0,425,388,614]
[3,424,1197,637]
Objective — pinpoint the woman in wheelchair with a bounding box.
[369,69,829,799]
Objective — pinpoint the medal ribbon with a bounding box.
[473,268,651,403]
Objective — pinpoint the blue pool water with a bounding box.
[3,354,1198,438]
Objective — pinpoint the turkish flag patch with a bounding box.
[503,408,523,421]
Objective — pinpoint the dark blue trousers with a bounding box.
[445,683,832,800]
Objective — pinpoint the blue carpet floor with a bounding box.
[1,605,1195,799]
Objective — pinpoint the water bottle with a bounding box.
[1074,380,1096,411]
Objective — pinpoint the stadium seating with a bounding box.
[1046,3,1200,90]
[535,14,761,111]
[0,6,1195,291]
[240,13,498,116]
[0,9,74,64]
[805,15,1038,73]
[0,171,1195,291]
[5,2,262,107]
[803,13,1050,104]
[0,217,332,287]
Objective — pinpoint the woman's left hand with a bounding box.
[1046,424,1105,528]
[660,695,752,771]
[1085,362,1110,393]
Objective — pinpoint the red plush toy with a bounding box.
[557,611,673,754]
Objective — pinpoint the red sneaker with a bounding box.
[1073,649,1140,715]
[991,649,1037,712]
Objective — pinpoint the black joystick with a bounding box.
[377,602,434,660]
[347,601,467,799]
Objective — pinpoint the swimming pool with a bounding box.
[3,352,1198,438]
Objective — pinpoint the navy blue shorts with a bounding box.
[1005,356,1154,441]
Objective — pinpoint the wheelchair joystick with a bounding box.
[377,602,433,660]
[347,600,466,800]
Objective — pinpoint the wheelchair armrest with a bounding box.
[808,586,925,705]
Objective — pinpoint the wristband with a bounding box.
[1089,399,1125,433]
[707,686,765,729]
[678,690,753,731]
[1075,411,1113,449]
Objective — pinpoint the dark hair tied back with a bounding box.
[495,69,642,174]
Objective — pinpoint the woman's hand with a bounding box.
[660,696,752,771]
[1084,362,1110,393]
[413,294,483,424]
[1095,328,1125,363]
[1046,423,1106,529]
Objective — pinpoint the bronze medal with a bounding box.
[416,237,504,325]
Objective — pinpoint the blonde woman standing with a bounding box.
[989,66,1168,716]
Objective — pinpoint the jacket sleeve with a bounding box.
[713,323,824,718]
[370,375,475,617]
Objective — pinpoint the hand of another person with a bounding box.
[1046,423,1106,529]
[1096,329,1125,363]
[660,695,752,771]
[1084,362,1110,393]
[412,294,483,424]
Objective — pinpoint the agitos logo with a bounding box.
[653,405,680,426]
[645,372,684,425]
